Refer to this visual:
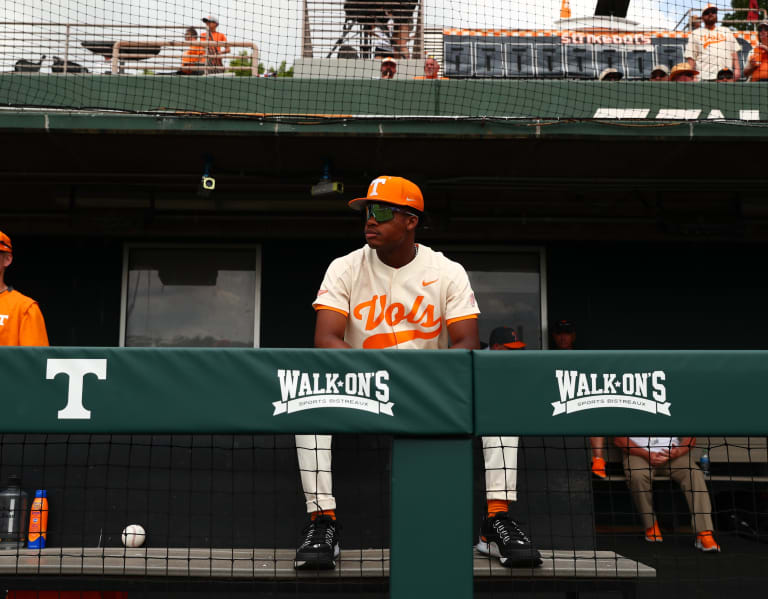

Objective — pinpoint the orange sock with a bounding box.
[311,509,336,521]
[487,500,508,517]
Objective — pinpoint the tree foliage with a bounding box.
[229,52,294,77]
[724,1,767,31]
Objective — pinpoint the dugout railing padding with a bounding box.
[2,347,765,596]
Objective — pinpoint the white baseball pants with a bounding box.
[296,434,518,513]
[482,436,519,502]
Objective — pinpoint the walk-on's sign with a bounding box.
[3,347,767,436]
[552,369,670,416]
[474,350,768,436]
[274,368,394,416]
[0,348,471,434]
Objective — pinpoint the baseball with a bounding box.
[121,524,146,548]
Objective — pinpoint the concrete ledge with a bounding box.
[0,547,655,579]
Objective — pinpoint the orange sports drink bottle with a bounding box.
[27,490,48,549]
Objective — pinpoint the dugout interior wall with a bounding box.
[8,237,768,351]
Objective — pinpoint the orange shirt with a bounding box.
[748,45,768,82]
[200,30,227,55]
[182,45,205,69]
[0,288,49,346]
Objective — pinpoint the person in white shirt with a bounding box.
[684,5,741,81]
[294,175,480,570]
[613,436,721,552]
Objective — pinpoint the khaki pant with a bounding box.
[623,453,714,533]
[295,434,520,513]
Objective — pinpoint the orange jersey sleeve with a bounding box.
[19,302,49,346]
[314,305,349,318]
[0,290,49,346]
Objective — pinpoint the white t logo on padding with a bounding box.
[46,358,107,420]
[369,177,388,196]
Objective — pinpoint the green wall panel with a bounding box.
[391,438,473,598]
[0,347,472,434]
[0,76,765,121]
[475,350,768,436]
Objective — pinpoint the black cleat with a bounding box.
[294,515,340,570]
[476,512,542,567]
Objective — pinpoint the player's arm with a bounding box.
[314,309,352,349]
[447,317,480,350]
[732,50,741,80]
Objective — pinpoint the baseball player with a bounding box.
[0,231,49,346]
[295,175,480,569]
[478,327,541,567]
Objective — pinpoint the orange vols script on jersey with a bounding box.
[353,294,441,349]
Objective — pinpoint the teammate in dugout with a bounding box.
[0,231,49,346]
[294,176,538,569]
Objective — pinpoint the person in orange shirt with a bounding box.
[744,22,768,82]
[201,15,229,74]
[180,27,205,75]
[0,231,48,346]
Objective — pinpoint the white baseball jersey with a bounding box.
[629,437,680,454]
[684,25,740,80]
[313,244,479,349]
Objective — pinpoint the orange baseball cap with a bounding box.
[0,231,11,253]
[489,327,526,349]
[349,176,424,213]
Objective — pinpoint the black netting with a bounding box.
[0,434,766,597]
[0,2,767,122]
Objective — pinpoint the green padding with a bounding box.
[0,76,765,120]
[391,438,473,598]
[475,350,768,436]
[0,347,472,434]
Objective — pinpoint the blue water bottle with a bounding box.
[700,451,710,478]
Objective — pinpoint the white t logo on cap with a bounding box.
[369,177,388,196]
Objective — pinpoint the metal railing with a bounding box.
[301,0,424,59]
[0,23,258,76]
[675,8,768,31]
[109,40,259,76]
